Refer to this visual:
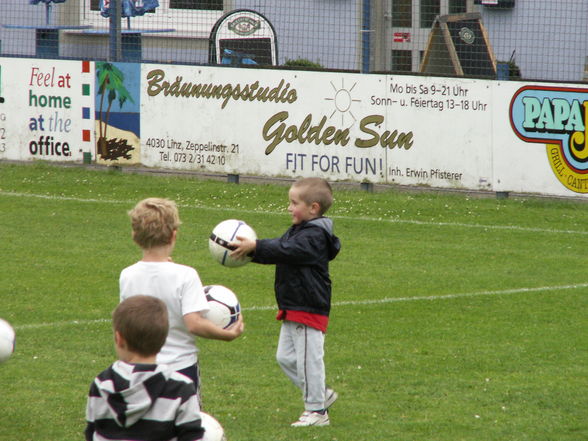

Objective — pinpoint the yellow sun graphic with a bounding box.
[324,78,361,128]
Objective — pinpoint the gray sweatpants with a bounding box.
[276,320,326,411]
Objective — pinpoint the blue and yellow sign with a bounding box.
[511,85,588,193]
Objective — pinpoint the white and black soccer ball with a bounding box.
[0,319,15,363]
[201,411,226,441]
[209,219,256,268]
[202,285,241,329]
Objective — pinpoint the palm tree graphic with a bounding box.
[96,62,134,158]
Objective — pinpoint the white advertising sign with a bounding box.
[495,81,588,197]
[382,75,493,190]
[2,56,587,200]
[140,65,387,182]
[0,58,94,162]
[140,65,495,190]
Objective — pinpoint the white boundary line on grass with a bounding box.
[1,190,587,235]
[13,282,588,331]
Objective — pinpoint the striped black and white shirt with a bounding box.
[85,360,204,441]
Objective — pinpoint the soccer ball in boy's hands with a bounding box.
[201,411,226,441]
[0,319,15,363]
[209,219,256,267]
[202,285,241,329]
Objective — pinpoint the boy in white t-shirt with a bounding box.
[120,197,244,396]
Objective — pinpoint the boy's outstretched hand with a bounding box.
[230,235,257,260]
[225,313,245,340]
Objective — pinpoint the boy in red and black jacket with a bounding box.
[231,177,341,427]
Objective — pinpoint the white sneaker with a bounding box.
[325,388,338,409]
[291,410,330,427]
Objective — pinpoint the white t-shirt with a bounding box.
[119,261,209,371]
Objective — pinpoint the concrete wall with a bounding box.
[0,0,360,70]
[478,1,588,82]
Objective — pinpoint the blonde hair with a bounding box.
[291,177,333,215]
[128,198,181,249]
[113,295,169,357]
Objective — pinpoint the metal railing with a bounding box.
[0,0,586,83]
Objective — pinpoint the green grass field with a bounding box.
[0,162,586,441]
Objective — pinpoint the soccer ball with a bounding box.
[209,219,257,267]
[201,411,226,441]
[202,285,241,329]
[0,319,15,363]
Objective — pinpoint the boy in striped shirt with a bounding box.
[85,295,204,441]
